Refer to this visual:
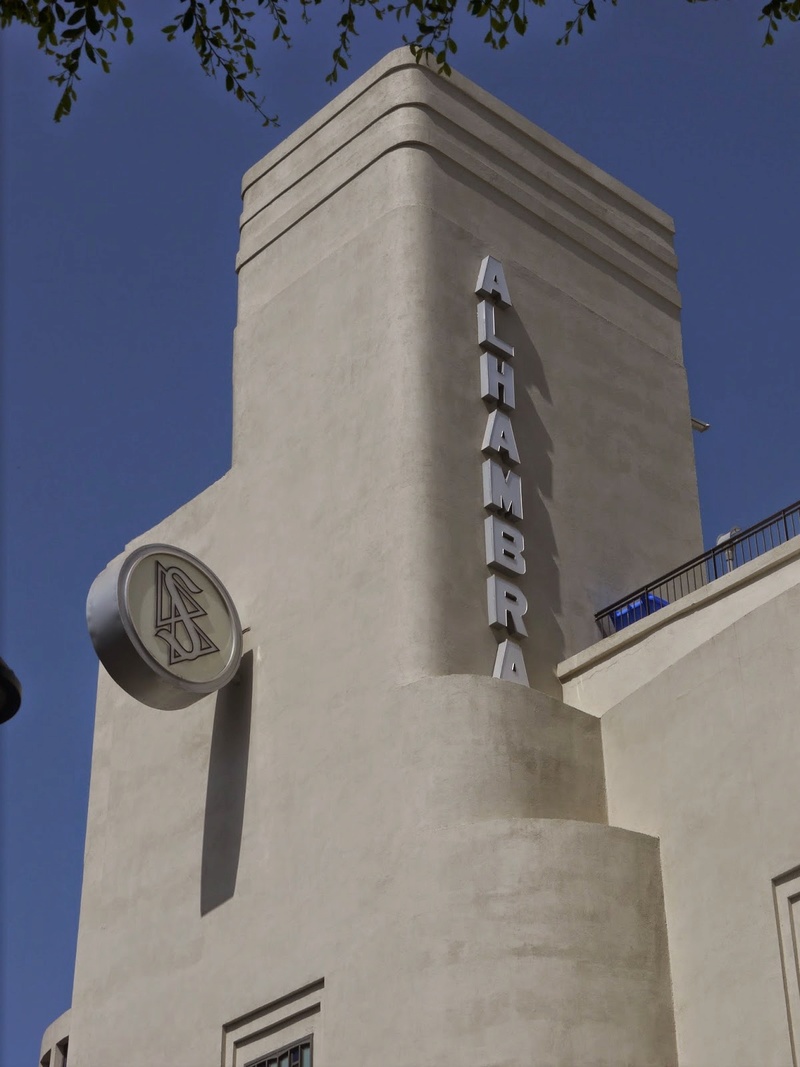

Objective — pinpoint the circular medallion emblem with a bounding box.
[86,544,243,709]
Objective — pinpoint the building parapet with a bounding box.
[558,533,800,716]
[595,496,800,637]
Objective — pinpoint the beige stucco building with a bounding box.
[40,49,800,1067]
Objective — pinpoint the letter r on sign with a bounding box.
[487,575,528,638]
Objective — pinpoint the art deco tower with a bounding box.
[45,50,703,1067]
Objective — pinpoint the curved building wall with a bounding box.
[39,1008,69,1067]
[69,670,676,1065]
[324,819,674,1067]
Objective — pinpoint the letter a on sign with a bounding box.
[493,639,529,686]
[475,256,512,308]
[482,410,520,465]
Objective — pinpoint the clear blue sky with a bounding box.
[2,4,798,1063]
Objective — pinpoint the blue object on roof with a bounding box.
[612,592,669,630]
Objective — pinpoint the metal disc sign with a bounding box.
[87,544,243,709]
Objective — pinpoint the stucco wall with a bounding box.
[563,542,800,1065]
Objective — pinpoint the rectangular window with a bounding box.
[247,1036,312,1067]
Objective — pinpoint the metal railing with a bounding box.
[595,498,800,638]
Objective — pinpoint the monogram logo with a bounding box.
[154,561,219,666]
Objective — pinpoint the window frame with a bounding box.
[244,1034,313,1067]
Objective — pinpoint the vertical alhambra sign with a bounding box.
[476,256,529,686]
